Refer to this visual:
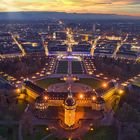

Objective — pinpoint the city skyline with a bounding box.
[0,0,140,17]
[0,11,140,140]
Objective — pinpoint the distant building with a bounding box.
[22,81,45,99]
[0,77,14,90]
[93,24,96,32]
[106,35,122,41]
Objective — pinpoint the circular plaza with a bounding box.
[47,82,92,92]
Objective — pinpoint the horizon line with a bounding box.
[0,11,139,18]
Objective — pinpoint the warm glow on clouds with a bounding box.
[0,0,140,16]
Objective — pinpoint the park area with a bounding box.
[77,78,102,89]
[72,61,83,74]
[0,125,18,140]
[36,77,102,90]
[23,125,50,140]
[0,100,27,121]
[36,78,64,89]
[0,125,118,140]
[56,61,68,74]
[82,125,118,140]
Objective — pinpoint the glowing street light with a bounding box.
[89,71,93,75]
[44,96,48,100]
[63,77,67,81]
[79,94,84,99]
[92,96,96,101]
[45,127,49,131]
[102,83,107,88]
[73,77,77,81]
[90,127,94,131]
[16,88,21,93]
[119,89,124,95]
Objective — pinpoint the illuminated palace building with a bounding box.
[22,80,115,128]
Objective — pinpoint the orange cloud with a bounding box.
[0,0,139,16]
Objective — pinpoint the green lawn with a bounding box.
[83,125,118,140]
[72,61,83,74]
[23,125,50,140]
[0,100,27,121]
[0,125,18,140]
[36,78,64,89]
[57,61,68,74]
[0,124,117,140]
[36,78,101,89]
[78,78,102,89]
[15,100,27,119]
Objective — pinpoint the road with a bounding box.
[11,34,26,56]
[40,133,53,140]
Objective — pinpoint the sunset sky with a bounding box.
[0,0,140,16]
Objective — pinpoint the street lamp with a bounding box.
[16,88,21,94]
[102,83,107,88]
[44,96,48,100]
[79,94,84,99]
[119,89,124,95]
[45,127,49,131]
[92,96,96,101]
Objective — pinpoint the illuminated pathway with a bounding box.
[68,59,72,74]
[40,34,49,56]
[40,133,53,140]
[11,34,26,56]
[112,42,122,58]
[47,83,92,93]
[90,36,101,56]
[121,73,140,87]
[66,28,78,53]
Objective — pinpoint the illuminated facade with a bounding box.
[22,81,45,99]
[35,96,48,110]
[64,93,76,127]
[92,97,105,111]
[106,36,122,41]
[21,80,116,127]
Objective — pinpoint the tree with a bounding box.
[0,136,6,140]
[21,112,33,135]
[116,102,140,122]
[0,91,7,108]
[122,125,139,140]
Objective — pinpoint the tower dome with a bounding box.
[65,94,76,106]
[35,95,48,110]
[64,92,76,127]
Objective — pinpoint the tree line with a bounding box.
[0,56,48,78]
[94,56,140,80]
